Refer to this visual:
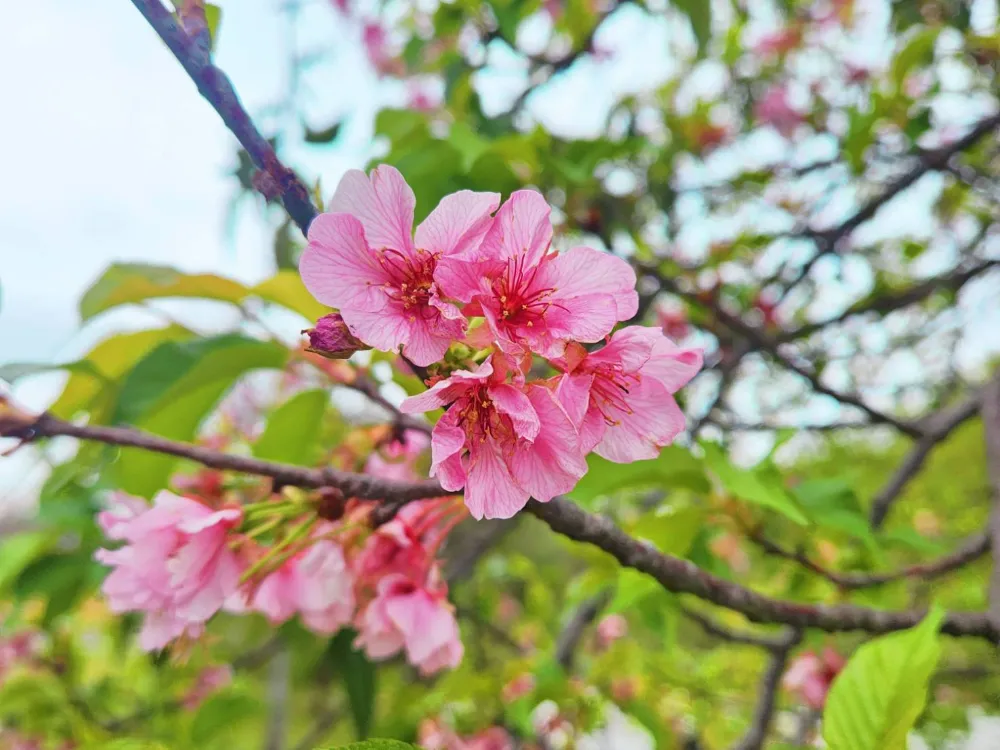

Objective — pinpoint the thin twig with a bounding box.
[730,629,802,750]
[981,370,1000,636]
[130,0,317,234]
[681,605,788,649]
[555,589,613,670]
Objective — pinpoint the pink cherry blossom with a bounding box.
[362,23,402,77]
[435,190,638,360]
[249,534,355,635]
[355,573,463,675]
[400,356,587,519]
[752,26,802,58]
[754,85,805,138]
[300,166,500,366]
[364,428,430,482]
[352,501,434,583]
[782,647,846,709]
[595,613,628,649]
[95,491,243,651]
[552,327,702,463]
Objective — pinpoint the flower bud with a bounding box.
[303,313,370,359]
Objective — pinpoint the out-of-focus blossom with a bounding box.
[365,429,430,482]
[782,647,846,709]
[752,26,802,57]
[656,304,691,341]
[754,85,805,137]
[595,614,628,649]
[502,673,536,703]
[181,664,232,710]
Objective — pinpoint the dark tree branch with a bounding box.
[779,111,1000,295]
[981,370,1000,635]
[730,629,802,750]
[130,0,317,235]
[4,403,996,640]
[778,256,999,343]
[555,589,613,670]
[525,499,997,639]
[749,529,990,589]
[870,392,982,528]
[5,411,448,503]
[681,605,788,649]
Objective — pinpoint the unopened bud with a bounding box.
[303,313,370,359]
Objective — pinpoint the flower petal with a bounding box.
[544,246,638,321]
[430,410,468,491]
[328,165,415,254]
[593,378,686,463]
[476,190,552,267]
[465,438,529,519]
[488,384,540,442]
[509,387,587,502]
[415,190,500,256]
[300,213,389,311]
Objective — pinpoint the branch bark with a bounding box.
[130,0,317,235]
[981,370,1000,636]
[730,629,801,750]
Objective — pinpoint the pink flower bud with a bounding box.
[303,313,370,360]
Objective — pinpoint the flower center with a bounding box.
[492,255,559,328]
[377,248,438,314]
[590,364,641,426]
[457,387,517,446]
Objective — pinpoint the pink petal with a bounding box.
[476,190,553,267]
[397,310,466,367]
[645,334,704,393]
[434,256,497,303]
[544,246,639,322]
[554,372,593,429]
[465,439,529,520]
[579,406,607,456]
[176,507,241,535]
[430,410,469,491]
[541,293,619,349]
[328,165,415,254]
[593,379,686,463]
[337,306,413,360]
[509,387,587,502]
[139,611,202,652]
[385,590,456,664]
[587,326,657,373]
[488,384,540,442]
[400,359,494,414]
[415,191,501,256]
[300,213,389,311]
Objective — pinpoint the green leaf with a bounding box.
[14,552,96,625]
[702,443,809,525]
[49,326,193,420]
[891,26,940,92]
[823,606,945,750]
[0,533,53,593]
[674,0,712,54]
[325,630,377,739]
[251,270,329,322]
[253,389,328,465]
[570,447,708,506]
[205,3,222,49]
[0,360,102,385]
[80,263,248,321]
[629,506,704,558]
[191,692,262,745]
[112,335,288,496]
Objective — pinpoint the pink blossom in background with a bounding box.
[328,0,350,16]
[0,630,43,684]
[465,728,515,750]
[782,647,846,709]
[754,85,805,137]
[362,22,405,77]
[400,356,587,519]
[355,572,463,675]
[181,664,232,710]
[436,190,638,360]
[352,501,434,582]
[95,491,243,651]
[656,304,690,341]
[246,532,355,635]
[552,327,702,463]
[502,673,535,703]
[595,613,628,649]
[365,428,430,482]
[406,81,441,112]
[418,720,513,750]
[300,165,500,366]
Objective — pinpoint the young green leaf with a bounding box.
[822,606,945,750]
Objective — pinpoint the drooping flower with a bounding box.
[95,491,243,651]
[782,647,846,709]
[552,327,702,463]
[355,572,463,675]
[400,356,587,519]
[435,190,638,360]
[300,166,500,366]
[754,85,805,137]
[248,534,355,635]
[304,312,370,359]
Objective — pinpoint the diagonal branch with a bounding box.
[4,403,996,640]
[749,529,990,590]
[130,0,317,235]
[555,588,613,670]
[869,392,982,528]
[681,605,788,649]
[730,629,802,750]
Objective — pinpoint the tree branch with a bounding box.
[869,392,982,528]
[5,404,997,640]
[130,0,317,235]
[730,629,801,750]
[680,605,788,649]
[555,589,613,670]
[749,529,989,590]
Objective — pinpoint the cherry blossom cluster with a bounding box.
[300,166,703,519]
[781,646,846,710]
[95,445,463,674]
